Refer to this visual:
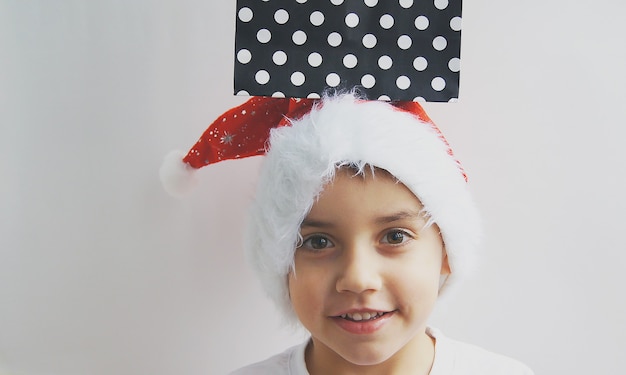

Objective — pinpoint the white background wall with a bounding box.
[1,1,625,374]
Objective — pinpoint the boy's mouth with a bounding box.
[338,311,388,322]
[332,310,396,334]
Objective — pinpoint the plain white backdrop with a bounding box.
[1,1,625,374]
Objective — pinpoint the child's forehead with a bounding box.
[309,165,425,214]
[300,172,432,241]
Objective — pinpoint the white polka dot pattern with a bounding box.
[274,9,289,24]
[378,55,393,70]
[362,33,377,48]
[272,50,287,65]
[327,32,342,47]
[235,0,462,102]
[343,54,358,68]
[292,30,307,45]
[291,71,306,86]
[310,11,325,26]
[308,52,323,67]
[345,13,359,28]
[326,73,341,87]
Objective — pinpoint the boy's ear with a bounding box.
[440,249,451,275]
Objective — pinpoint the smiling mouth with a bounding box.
[338,311,390,322]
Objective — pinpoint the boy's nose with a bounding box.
[335,245,382,294]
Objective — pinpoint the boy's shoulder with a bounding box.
[228,341,308,375]
[429,327,535,375]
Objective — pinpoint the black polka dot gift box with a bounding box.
[234,0,462,102]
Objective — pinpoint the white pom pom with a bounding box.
[159,150,198,198]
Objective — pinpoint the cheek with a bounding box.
[387,273,440,320]
[288,266,326,313]
[390,269,439,295]
[387,255,443,299]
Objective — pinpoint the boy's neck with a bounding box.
[305,330,436,375]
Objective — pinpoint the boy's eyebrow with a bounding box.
[374,209,424,225]
[300,218,333,229]
[300,210,424,229]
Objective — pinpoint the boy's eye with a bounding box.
[301,235,334,250]
[382,230,411,245]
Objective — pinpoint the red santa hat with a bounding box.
[160,93,480,322]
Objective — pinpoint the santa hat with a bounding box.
[160,93,480,322]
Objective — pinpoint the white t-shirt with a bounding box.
[229,327,534,375]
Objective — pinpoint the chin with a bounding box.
[338,346,396,367]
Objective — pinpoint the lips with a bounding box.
[339,311,386,321]
[332,310,395,334]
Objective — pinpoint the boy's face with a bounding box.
[288,168,449,369]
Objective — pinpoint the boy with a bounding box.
[161,94,534,374]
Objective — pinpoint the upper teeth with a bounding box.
[340,312,384,321]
